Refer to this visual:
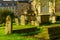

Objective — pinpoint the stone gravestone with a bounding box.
[15,18,19,25]
[31,21,35,26]
[5,15,12,34]
[20,15,25,25]
[48,26,60,40]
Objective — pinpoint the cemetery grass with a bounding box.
[0,23,60,40]
[0,24,42,40]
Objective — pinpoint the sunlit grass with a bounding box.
[0,34,38,40]
[13,25,37,30]
[0,22,60,40]
[0,24,40,40]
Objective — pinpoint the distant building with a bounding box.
[0,0,32,16]
[1,0,60,21]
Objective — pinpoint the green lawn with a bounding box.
[0,22,60,40]
[0,34,38,40]
[0,24,41,40]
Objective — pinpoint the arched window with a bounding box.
[41,0,49,14]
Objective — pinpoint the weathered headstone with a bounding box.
[20,15,25,25]
[5,15,12,34]
[15,18,19,25]
[34,16,40,26]
[31,21,35,26]
[51,16,56,23]
[34,21,39,26]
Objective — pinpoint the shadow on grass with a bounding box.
[55,21,60,24]
[40,22,52,26]
[48,26,60,40]
[12,27,41,36]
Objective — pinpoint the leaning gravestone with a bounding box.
[5,15,12,34]
[48,26,60,40]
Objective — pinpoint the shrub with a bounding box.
[0,9,15,25]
